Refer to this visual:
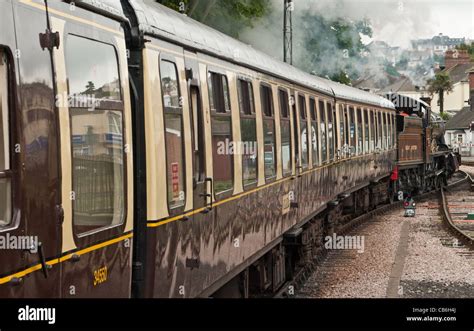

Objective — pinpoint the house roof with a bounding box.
[432,35,465,46]
[379,76,420,93]
[353,71,402,91]
[445,107,474,130]
[440,63,474,84]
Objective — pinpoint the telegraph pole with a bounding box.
[283,0,293,64]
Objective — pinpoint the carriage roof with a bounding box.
[70,0,395,109]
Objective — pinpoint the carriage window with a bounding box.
[348,106,356,152]
[339,104,345,157]
[298,95,309,169]
[208,72,233,195]
[261,84,276,180]
[364,109,369,154]
[379,111,384,150]
[332,105,339,159]
[310,98,319,166]
[388,113,392,148]
[279,89,292,176]
[392,114,396,148]
[370,110,375,152]
[386,113,390,148]
[161,60,185,209]
[327,102,335,161]
[344,106,350,154]
[356,108,363,154]
[238,79,257,187]
[382,112,387,150]
[319,100,327,163]
[66,35,125,234]
[0,50,12,227]
[377,110,383,150]
[327,102,334,161]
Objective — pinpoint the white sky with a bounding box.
[428,0,474,39]
[287,0,474,47]
[358,0,474,44]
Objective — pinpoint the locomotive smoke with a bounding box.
[240,0,437,86]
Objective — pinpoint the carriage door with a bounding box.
[185,52,207,210]
[44,1,134,298]
[1,0,64,297]
[0,0,31,297]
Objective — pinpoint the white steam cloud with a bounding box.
[239,0,461,88]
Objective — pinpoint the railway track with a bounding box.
[290,170,472,298]
[275,198,406,297]
[461,161,474,167]
[440,169,474,250]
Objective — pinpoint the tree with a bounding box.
[427,73,453,113]
[297,14,373,85]
[157,0,271,38]
[157,0,372,86]
[330,70,351,85]
[439,112,451,121]
[84,81,96,94]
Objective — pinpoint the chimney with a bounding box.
[445,49,471,70]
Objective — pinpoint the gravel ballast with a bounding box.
[298,169,474,298]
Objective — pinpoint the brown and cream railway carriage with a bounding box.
[0,0,449,298]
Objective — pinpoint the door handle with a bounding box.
[200,177,214,212]
[37,242,50,279]
[296,165,303,177]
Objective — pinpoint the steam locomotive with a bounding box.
[385,92,459,198]
[0,0,457,298]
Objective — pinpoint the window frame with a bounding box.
[338,104,345,159]
[260,83,277,182]
[387,111,392,149]
[377,109,383,152]
[66,34,123,112]
[318,99,328,164]
[363,108,369,154]
[370,109,376,152]
[309,97,319,166]
[237,77,258,189]
[160,57,187,213]
[208,70,234,198]
[343,104,350,156]
[348,106,356,156]
[392,113,397,149]
[297,93,309,169]
[332,103,339,160]
[66,35,127,238]
[279,88,292,177]
[326,101,335,161]
[0,48,19,231]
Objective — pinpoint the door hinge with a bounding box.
[39,29,60,51]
